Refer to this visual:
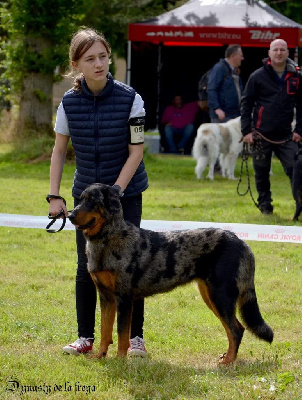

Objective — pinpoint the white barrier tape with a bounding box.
[0,213,301,244]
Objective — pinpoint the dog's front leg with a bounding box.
[90,271,116,358]
[98,292,116,358]
[116,295,133,357]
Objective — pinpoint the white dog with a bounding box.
[192,116,243,180]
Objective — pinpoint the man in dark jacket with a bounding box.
[207,44,244,123]
[241,39,302,215]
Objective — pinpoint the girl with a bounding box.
[48,27,148,357]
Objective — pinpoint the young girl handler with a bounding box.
[48,27,148,357]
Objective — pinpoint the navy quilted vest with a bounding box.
[62,74,148,199]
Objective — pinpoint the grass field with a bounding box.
[0,144,301,399]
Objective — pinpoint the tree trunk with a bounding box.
[18,36,54,137]
[18,72,53,136]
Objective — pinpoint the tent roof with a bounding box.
[129,0,302,47]
[143,0,301,28]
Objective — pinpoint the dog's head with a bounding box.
[68,183,122,236]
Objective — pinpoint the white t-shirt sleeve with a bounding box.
[54,93,144,135]
[129,93,145,119]
[128,93,145,144]
[54,102,70,136]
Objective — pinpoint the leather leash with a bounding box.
[237,143,259,209]
[45,195,69,233]
[237,130,292,209]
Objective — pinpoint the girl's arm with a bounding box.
[48,133,70,216]
[114,143,144,193]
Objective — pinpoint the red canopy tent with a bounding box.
[127,0,302,129]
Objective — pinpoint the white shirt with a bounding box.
[54,93,145,135]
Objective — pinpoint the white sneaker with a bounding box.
[62,337,93,356]
[128,336,148,358]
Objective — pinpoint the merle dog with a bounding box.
[68,183,273,364]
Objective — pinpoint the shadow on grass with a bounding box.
[80,353,281,399]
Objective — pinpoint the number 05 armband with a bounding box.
[128,117,145,145]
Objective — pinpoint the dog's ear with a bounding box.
[101,185,122,215]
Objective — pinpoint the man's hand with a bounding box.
[243,132,254,144]
[292,132,302,142]
[215,109,225,121]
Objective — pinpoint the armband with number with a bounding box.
[128,117,145,145]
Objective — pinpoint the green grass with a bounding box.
[0,145,301,399]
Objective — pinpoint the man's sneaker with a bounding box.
[62,337,93,356]
[128,336,148,358]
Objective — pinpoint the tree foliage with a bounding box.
[266,0,302,25]
[0,0,92,136]
[0,0,90,93]
[0,0,181,137]
[82,0,183,59]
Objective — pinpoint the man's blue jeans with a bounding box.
[164,124,194,152]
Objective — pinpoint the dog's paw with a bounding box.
[218,352,235,365]
[88,352,107,359]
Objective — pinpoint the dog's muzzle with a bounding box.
[69,214,96,231]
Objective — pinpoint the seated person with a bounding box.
[161,95,199,154]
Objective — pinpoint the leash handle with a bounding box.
[46,194,67,233]
[46,211,66,233]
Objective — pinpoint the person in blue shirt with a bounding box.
[207,44,244,123]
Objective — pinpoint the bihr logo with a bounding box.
[249,30,280,41]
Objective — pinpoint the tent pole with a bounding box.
[156,43,163,131]
[126,41,131,86]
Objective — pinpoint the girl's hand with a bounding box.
[48,198,68,217]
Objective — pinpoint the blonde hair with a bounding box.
[68,27,111,91]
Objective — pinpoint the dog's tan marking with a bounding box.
[117,327,131,357]
[84,212,106,236]
[219,125,229,138]
[91,271,117,358]
[202,128,211,135]
[197,279,244,364]
[70,209,107,236]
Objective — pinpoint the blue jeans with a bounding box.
[75,194,144,340]
[164,124,194,152]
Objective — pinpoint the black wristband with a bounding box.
[46,194,66,205]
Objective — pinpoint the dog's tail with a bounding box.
[238,251,274,344]
[192,139,209,160]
